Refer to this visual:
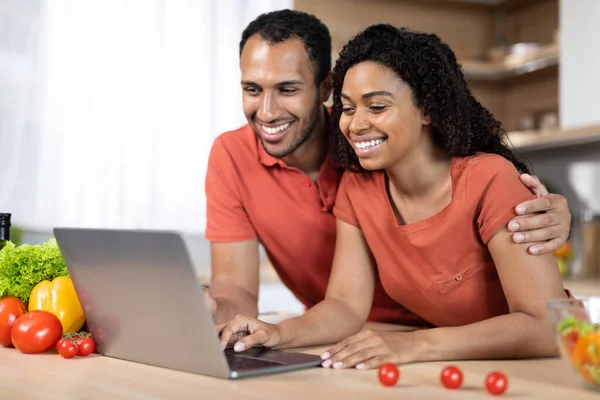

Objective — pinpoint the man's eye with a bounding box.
[244,87,260,95]
[280,88,298,94]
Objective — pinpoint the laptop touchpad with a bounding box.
[224,348,286,371]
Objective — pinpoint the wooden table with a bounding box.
[1,322,598,400]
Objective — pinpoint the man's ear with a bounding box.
[319,72,333,103]
[421,107,432,125]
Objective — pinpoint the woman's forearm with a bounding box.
[277,298,367,349]
[413,312,558,362]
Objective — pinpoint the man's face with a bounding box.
[240,35,323,159]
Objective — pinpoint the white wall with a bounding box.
[560,0,600,129]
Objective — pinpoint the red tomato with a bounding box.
[562,330,579,355]
[378,363,400,387]
[75,336,96,357]
[0,296,27,347]
[440,365,463,389]
[10,311,63,354]
[485,371,508,396]
[57,338,78,359]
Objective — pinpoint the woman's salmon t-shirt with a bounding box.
[333,153,536,327]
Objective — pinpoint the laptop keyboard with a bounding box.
[225,352,285,371]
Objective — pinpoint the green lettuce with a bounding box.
[0,239,69,303]
[584,364,600,384]
[557,315,597,336]
[557,315,579,334]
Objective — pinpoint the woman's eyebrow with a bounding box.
[362,91,394,99]
[340,91,395,100]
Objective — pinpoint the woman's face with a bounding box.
[339,61,430,171]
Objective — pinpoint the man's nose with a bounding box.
[257,93,281,122]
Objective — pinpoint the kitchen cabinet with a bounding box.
[508,124,600,151]
[295,0,560,133]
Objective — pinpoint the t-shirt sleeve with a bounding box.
[333,171,360,228]
[204,137,257,242]
[465,155,536,245]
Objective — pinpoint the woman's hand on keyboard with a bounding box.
[217,315,282,351]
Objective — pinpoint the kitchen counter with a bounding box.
[0,321,597,399]
[564,278,600,297]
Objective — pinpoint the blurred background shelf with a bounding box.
[462,49,559,81]
[437,0,552,8]
[508,125,600,152]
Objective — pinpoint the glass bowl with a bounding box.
[547,297,600,391]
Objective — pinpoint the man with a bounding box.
[204,10,571,325]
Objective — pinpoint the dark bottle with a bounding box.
[0,213,11,250]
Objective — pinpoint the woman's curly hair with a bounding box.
[329,24,529,174]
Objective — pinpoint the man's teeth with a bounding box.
[263,123,290,134]
[355,139,385,149]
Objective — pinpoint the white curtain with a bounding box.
[0,0,292,233]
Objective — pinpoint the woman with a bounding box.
[218,24,567,369]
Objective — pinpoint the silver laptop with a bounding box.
[53,228,322,379]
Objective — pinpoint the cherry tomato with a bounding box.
[0,296,27,347]
[562,330,579,355]
[378,363,400,387]
[10,310,63,354]
[57,338,79,359]
[485,371,508,395]
[75,336,96,357]
[440,365,463,389]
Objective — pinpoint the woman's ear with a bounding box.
[421,107,432,125]
[319,73,333,103]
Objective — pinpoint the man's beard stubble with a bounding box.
[256,101,323,159]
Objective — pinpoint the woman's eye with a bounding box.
[342,107,355,115]
[369,105,387,112]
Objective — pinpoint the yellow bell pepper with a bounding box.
[28,277,85,333]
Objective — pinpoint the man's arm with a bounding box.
[512,173,571,255]
[204,136,261,324]
[207,240,260,325]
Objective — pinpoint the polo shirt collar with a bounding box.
[256,136,340,186]
[257,136,281,167]
[317,153,342,192]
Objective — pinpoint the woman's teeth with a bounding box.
[355,138,385,149]
[263,123,290,134]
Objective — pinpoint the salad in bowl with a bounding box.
[548,297,600,390]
